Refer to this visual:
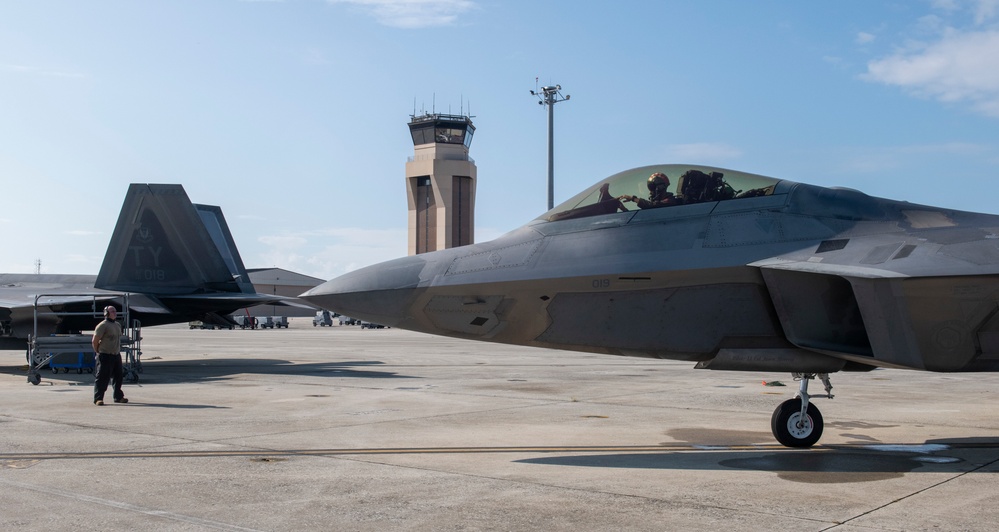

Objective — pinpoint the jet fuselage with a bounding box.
[303,165,999,375]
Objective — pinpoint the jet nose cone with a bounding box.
[300,255,426,327]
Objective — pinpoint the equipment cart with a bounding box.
[48,345,95,374]
[26,293,142,386]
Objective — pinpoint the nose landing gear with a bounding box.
[771,373,833,448]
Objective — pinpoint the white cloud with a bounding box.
[255,227,407,279]
[863,1,999,118]
[973,0,999,23]
[931,0,960,12]
[327,0,475,28]
[838,142,990,173]
[259,235,309,248]
[864,30,999,116]
[662,142,743,163]
[856,32,876,45]
[823,55,844,67]
[915,14,947,34]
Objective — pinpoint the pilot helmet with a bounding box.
[647,172,670,192]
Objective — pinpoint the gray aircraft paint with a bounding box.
[0,184,284,346]
[300,164,999,446]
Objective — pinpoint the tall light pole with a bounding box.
[530,84,570,210]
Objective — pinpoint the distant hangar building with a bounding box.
[238,268,324,318]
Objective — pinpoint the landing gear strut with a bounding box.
[771,373,833,448]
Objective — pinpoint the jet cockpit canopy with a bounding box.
[542,164,782,222]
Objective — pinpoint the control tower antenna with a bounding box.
[530,81,570,210]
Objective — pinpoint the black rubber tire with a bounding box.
[771,398,823,448]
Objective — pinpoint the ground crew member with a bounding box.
[91,305,128,406]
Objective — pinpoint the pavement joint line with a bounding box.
[5,440,999,462]
[333,452,841,529]
[0,444,781,461]
[0,444,929,461]
[0,477,264,532]
[817,454,999,532]
[5,440,997,462]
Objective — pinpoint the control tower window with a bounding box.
[409,114,476,148]
[410,124,435,145]
[435,127,466,144]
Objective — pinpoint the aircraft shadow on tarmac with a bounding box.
[116,402,229,409]
[515,437,999,484]
[142,358,415,383]
[0,358,415,384]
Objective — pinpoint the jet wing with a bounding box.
[0,292,116,311]
[0,282,125,340]
[0,279,122,313]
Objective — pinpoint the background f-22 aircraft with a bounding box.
[0,183,285,350]
[302,164,999,448]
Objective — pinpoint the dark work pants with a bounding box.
[94,353,124,403]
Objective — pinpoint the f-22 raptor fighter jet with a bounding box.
[1,184,287,351]
[302,164,999,447]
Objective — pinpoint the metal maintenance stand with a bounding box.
[27,294,142,385]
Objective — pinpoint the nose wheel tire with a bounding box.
[771,398,823,448]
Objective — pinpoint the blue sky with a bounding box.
[3,0,999,280]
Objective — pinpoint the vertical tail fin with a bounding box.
[95,184,248,295]
[194,203,255,294]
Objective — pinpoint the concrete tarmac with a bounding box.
[1,319,998,531]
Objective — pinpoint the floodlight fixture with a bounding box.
[531,83,571,211]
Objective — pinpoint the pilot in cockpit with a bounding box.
[620,172,679,209]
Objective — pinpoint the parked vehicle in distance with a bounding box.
[313,310,333,327]
[187,321,232,331]
[260,316,288,329]
[339,315,357,326]
[232,315,258,329]
[188,321,232,330]
[359,321,385,329]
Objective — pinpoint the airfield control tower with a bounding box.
[405,113,477,255]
